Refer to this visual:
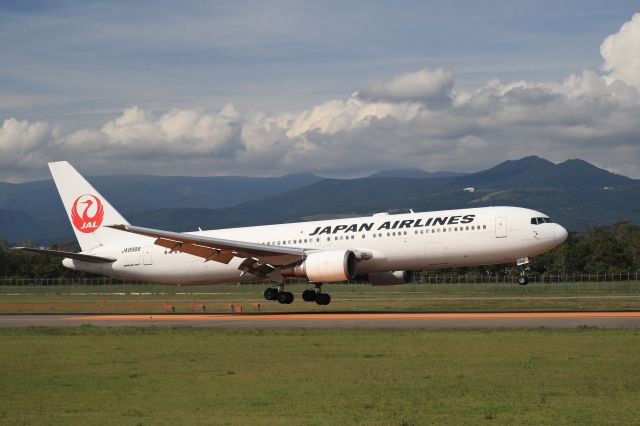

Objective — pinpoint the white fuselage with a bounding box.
[64,206,567,284]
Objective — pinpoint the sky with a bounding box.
[1,1,639,182]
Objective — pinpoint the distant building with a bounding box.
[463,187,475,193]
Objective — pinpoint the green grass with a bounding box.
[0,327,638,425]
[2,281,640,296]
[1,282,640,313]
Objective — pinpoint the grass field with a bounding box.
[1,282,640,313]
[0,327,638,425]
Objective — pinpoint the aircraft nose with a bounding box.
[554,224,568,244]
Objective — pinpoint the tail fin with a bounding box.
[49,161,129,251]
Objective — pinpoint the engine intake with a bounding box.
[281,250,357,282]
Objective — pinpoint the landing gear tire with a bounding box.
[517,275,529,286]
[264,287,279,301]
[302,289,317,302]
[277,291,294,304]
[315,293,331,306]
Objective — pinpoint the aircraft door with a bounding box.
[495,217,507,238]
[143,246,154,265]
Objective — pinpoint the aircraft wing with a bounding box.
[12,247,116,263]
[108,224,306,267]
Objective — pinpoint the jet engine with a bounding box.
[366,270,416,285]
[280,250,357,282]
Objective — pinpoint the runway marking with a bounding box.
[71,311,640,322]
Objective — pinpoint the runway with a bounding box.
[1,311,640,328]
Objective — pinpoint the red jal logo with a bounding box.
[71,194,104,233]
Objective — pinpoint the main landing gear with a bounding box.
[301,284,331,305]
[263,284,294,304]
[263,283,332,305]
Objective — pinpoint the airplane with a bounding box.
[14,161,568,305]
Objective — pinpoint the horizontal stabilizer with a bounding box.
[12,247,116,263]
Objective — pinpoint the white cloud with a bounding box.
[54,105,243,161]
[0,118,56,180]
[358,68,454,105]
[2,14,640,181]
[601,13,640,90]
[3,68,640,181]
[284,98,421,138]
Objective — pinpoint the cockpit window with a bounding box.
[531,217,553,225]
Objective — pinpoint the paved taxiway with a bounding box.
[1,311,640,328]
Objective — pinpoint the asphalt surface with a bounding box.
[1,311,640,328]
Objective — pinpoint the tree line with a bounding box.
[1,222,638,279]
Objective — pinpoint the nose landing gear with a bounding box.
[517,273,529,285]
[516,257,530,285]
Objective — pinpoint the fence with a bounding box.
[0,277,145,286]
[0,272,638,287]
[413,271,640,285]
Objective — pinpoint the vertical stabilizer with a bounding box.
[48,161,130,251]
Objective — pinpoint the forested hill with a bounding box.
[1,156,638,244]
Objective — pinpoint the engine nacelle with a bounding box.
[280,250,357,282]
[367,270,416,286]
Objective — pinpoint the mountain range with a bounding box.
[1,156,638,244]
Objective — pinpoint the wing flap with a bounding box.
[155,238,237,264]
[108,224,305,266]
